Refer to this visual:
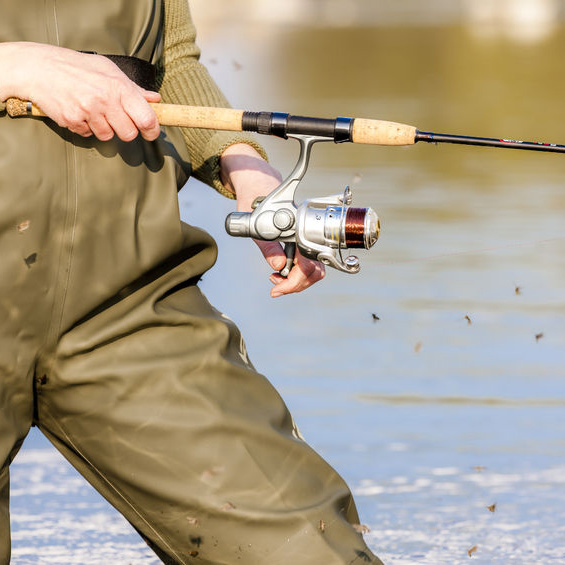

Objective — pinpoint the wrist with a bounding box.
[220,143,282,205]
[0,42,22,101]
[220,143,282,212]
[220,143,265,190]
[0,42,50,102]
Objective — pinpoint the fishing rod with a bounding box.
[9,98,565,152]
[7,98,564,274]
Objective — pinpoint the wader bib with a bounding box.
[0,2,382,563]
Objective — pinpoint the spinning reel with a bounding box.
[225,135,380,275]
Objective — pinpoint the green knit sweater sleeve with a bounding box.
[157,0,268,198]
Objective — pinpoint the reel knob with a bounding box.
[273,208,295,231]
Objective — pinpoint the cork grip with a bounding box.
[152,104,244,131]
[6,98,43,117]
[352,118,417,146]
[5,98,245,131]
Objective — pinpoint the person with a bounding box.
[0,1,383,563]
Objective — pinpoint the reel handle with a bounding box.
[280,243,296,278]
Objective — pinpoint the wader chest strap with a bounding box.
[81,52,157,91]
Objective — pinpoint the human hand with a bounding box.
[259,241,325,297]
[220,143,325,298]
[0,42,161,141]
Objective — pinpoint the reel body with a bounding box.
[225,135,379,274]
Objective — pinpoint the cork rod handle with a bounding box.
[352,118,417,146]
[152,104,244,130]
[5,98,44,117]
[5,98,245,131]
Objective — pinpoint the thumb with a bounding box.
[140,88,161,103]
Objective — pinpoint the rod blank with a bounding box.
[416,130,565,154]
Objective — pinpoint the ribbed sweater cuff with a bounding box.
[159,63,268,199]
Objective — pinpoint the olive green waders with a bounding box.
[0,1,383,563]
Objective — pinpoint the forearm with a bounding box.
[220,144,282,211]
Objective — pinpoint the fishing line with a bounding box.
[344,208,368,248]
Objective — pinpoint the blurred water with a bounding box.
[10,5,565,564]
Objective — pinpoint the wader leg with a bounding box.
[0,363,35,564]
[0,465,11,564]
[35,275,382,565]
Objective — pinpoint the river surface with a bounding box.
[10,4,565,564]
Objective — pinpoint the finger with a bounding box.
[254,240,287,272]
[270,265,324,297]
[87,114,116,141]
[68,120,94,138]
[104,106,140,142]
[270,256,325,297]
[123,90,160,141]
[141,89,162,103]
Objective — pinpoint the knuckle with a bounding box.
[68,124,89,137]
[79,91,104,113]
[60,107,85,128]
[137,112,156,130]
[93,129,114,141]
[88,119,115,141]
[140,130,160,142]
[119,128,139,142]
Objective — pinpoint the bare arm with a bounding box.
[0,42,161,141]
